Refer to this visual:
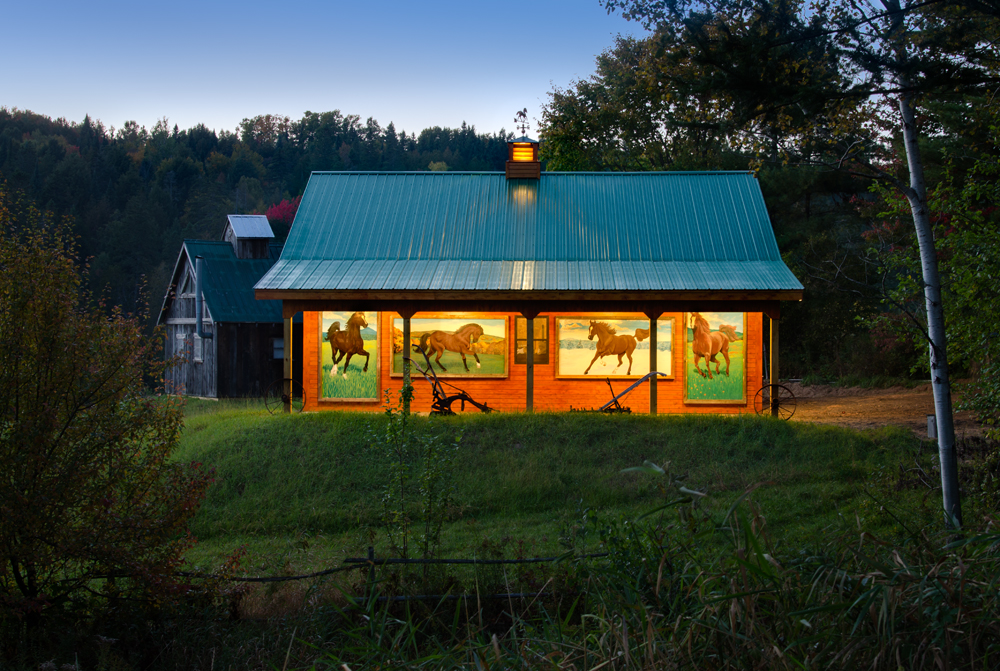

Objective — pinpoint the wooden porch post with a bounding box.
[522,310,539,413]
[400,311,415,415]
[283,315,292,413]
[645,311,662,415]
[526,316,534,412]
[770,313,780,417]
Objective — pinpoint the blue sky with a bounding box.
[4,0,644,137]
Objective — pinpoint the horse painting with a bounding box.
[583,320,638,375]
[327,311,370,379]
[418,323,485,372]
[690,313,739,379]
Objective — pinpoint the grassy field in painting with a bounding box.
[321,340,378,399]
[685,339,746,402]
[393,350,506,376]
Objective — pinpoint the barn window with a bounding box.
[193,334,203,363]
[514,316,548,364]
[272,338,284,360]
[180,272,194,296]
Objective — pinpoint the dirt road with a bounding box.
[785,382,983,439]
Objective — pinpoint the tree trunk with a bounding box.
[898,91,963,527]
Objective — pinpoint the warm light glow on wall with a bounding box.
[512,144,535,161]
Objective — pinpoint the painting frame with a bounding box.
[318,310,380,403]
[683,311,747,405]
[555,314,675,380]
[390,313,509,379]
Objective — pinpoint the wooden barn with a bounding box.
[159,215,302,398]
[253,138,803,414]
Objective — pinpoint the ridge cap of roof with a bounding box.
[306,170,754,176]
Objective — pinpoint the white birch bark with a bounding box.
[898,90,962,526]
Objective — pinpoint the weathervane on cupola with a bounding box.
[515,108,530,136]
[506,108,541,180]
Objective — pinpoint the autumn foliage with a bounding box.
[0,183,211,620]
[264,195,301,227]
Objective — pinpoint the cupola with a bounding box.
[223,214,274,259]
[506,108,541,180]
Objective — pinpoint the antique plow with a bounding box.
[403,346,493,416]
[572,371,668,414]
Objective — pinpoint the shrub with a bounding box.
[0,184,211,634]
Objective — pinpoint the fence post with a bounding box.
[368,545,375,594]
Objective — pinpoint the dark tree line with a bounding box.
[0,108,513,317]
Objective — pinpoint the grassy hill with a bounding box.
[175,402,931,570]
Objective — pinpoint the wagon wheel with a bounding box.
[264,378,305,414]
[754,384,796,420]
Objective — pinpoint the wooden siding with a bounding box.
[161,248,300,398]
[224,224,271,259]
[505,161,541,179]
[163,253,217,397]
[300,311,764,414]
[216,323,284,397]
[164,322,217,398]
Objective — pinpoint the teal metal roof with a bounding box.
[185,241,284,322]
[256,172,802,293]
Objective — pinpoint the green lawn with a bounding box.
[174,401,934,575]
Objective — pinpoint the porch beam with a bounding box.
[398,308,417,415]
[770,312,780,417]
[283,315,292,413]
[280,298,786,318]
[521,309,540,413]
[526,317,534,412]
[645,311,662,415]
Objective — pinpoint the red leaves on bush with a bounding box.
[265,196,301,227]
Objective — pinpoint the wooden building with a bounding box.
[159,215,302,398]
[254,138,803,413]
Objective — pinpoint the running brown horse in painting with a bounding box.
[583,320,638,375]
[327,312,370,379]
[419,323,485,372]
[691,313,739,379]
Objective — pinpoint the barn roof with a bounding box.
[254,171,802,297]
[226,214,274,239]
[158,240,284,324]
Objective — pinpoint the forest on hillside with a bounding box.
[0,109,512,317]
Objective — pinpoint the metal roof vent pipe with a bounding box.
[194,255,213,340]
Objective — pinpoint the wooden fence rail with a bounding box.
[171,546,609,590]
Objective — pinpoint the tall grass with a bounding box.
[174,408,927,567]
[315,492,1000,670]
